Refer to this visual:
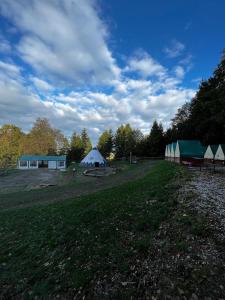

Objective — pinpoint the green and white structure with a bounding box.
[18,155,66,170]
[214,144,225,163]
[174,140,206,163]
[204,145,219,162]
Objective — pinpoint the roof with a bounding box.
[19,155,66,161]
[81,148,106,164]
[209,145,219,155]
[220,144,225,153]
[177,140,205,158]
[172,142,176,151]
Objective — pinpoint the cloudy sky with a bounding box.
[0,0,224,144]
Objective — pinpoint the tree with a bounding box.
[114,124,144,158]
[81,128,92,157]
[168,50,225,145]
[0,124,24,168]
[21,118,57,155]
[146,121,165,157]
[54,129,69,155]
[97,129,113,158]
[69,132,84,162]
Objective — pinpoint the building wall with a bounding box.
[18,160,66,169]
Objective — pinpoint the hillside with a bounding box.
[1,162,225,299]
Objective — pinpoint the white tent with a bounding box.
[80,147,106,167]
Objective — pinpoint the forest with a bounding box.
[0,51,225,168]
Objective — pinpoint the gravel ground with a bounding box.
[186,169,225,233]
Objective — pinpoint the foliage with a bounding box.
[20,118,57,155]
[68,132,84,162]
[146,121,165,156]
[114,124,145,158]
[166,51,225,145]
[0,124,24,168]
[97,129,113,158]
[81,128,92,157]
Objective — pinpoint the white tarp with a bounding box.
[80,148,106,166]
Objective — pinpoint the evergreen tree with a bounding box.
[147,121,165,157]
[69,132,84,162]
[97,129,113,158]
[81,128,92,157]
[114,124,144,158]
[169,51,225,144]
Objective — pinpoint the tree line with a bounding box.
[2,50,224,168]
[165,50,225,145]
[0,118,166,168]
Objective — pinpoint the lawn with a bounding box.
[0,160,156,211]
[0,161,186,299]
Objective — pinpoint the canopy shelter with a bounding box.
[18,155,66,170]
[80,148,106,167]
[214,144,225,163]
[175,140,206,164]
[204,145,219,161]
[170,142,177,161]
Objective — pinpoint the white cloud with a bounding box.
[0,34,12,53]
[0,0,120,85]
[174,66,185,79]
[0,1,196,144]
[164,40,185,58]
[125,51,167,78]
[30,76,54,92]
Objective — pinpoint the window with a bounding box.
[58,161,65,167]
[30,160,37,167]
[20,160,28,167]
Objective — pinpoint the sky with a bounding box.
[0,0,224,144]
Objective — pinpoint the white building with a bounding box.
[18,155,66,170]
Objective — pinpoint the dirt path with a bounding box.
[0,161,157,211]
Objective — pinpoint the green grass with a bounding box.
[0,161,187,299]
[0,160,156,211]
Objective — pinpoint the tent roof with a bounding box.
[219,144,225,153]
[171,142,176,151]
[177,140,205,158]
[81,148,106,164]
[19,155,66,161]
[209,145,219,155]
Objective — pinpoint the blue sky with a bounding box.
[0,0,224,143]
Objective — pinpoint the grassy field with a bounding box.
[0,160,157,211]
[0,161,186,299]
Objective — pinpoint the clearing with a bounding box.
[1,162,225,299]
[0,160,156,210]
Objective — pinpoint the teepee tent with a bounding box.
[80,147,106,167]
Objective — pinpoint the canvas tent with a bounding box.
[18,155,66,170]
[214,144,225,163]
[175,140,205,164]
[80,147,106,167]
[165,145,168,159]
[170,142,177,161]
[204,145,219,162]
[167,144,172,161]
